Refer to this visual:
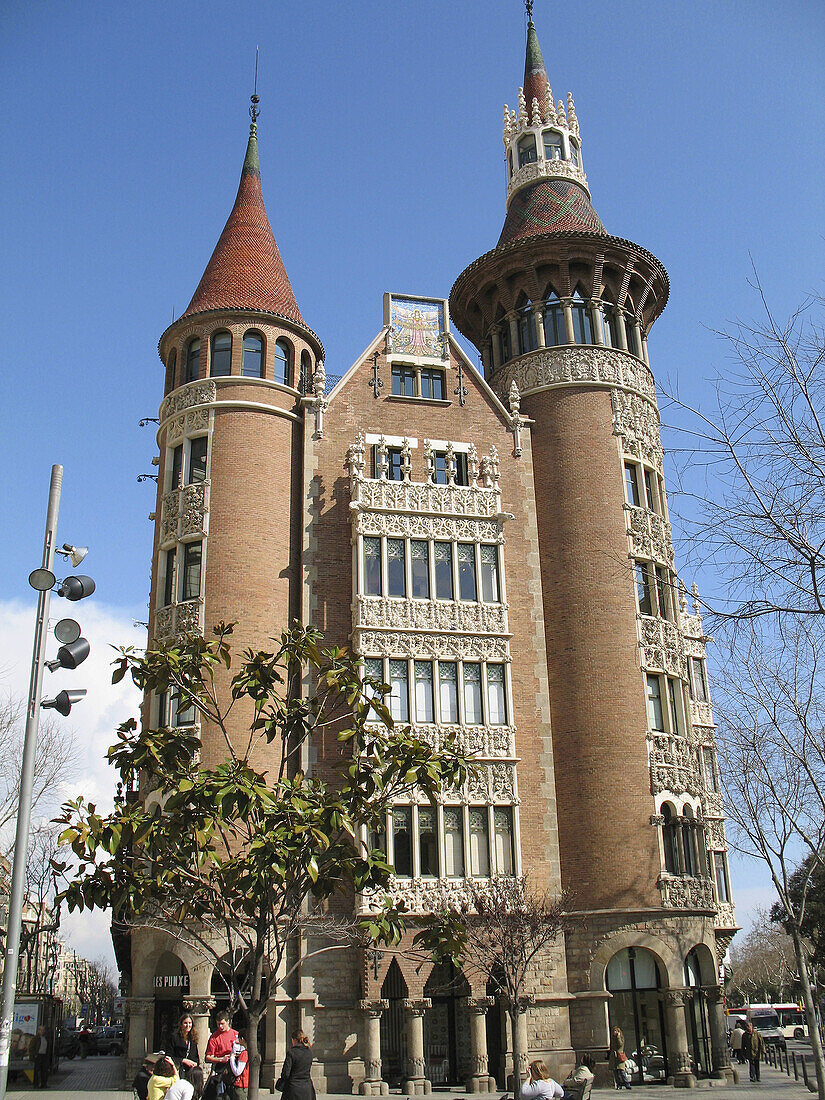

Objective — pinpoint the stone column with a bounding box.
[615,311,629,351]
[465,997,496,1093]
[533,308,546,348]
[664,989,696,1088]
[402,998,432,1096]
[183,996,215,1064]
[507,313,520,357]
[126,997,154,1078]
[562,300,575,344]
[704,986,736,1082]
[491,327,502,371]
[359,999,390,1096]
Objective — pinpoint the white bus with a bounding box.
[772,1004,808,1040]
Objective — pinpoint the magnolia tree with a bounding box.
[56,623,471,1100]
[414,876,572,1100]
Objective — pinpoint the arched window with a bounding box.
[210,331,232,377]
[601,298,620,348]
[518,134,537,167]
[165,349,177,395]
[605,948,669,1084]
[300,351,311,394]
[570,291,594,344]
[185,339,200,383]
[662,804,680,874]
[570,139,582,168]
[543,292,566,346]
[682,807,698,877]
[517,302,537,355]
[242,331,264,378]
[274,338,292,386]
[543,130,563,161]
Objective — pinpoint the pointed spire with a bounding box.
[181,90,304,326]
[523,4,550,113]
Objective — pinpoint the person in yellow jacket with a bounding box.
[148,1055,180,1100]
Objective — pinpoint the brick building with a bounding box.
[123,9,737,1092]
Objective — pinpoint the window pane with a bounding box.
[469,808,490,877]
[636,562,653,616]
[714,854,730,902]
[644,468,657,511]
[433,453,448,484]
[363,657,384,703]
[369,816,386,859]
[185,339,200,382]
[392,364,416,396]
[421,369,445,400]
[387,539,406,597]
[646,674,664,731]
[499,325,510,363]
[174,691,196,726]
[414,661,434,723]
[211,332,232,376]
[444,808,465,877]
[438,662,458,723]
[518,135,537,166]
[299,350,311,394]
[493,807,514,874]
[181,542,202,602]
[667,678,681,735]
[419,807,438,876]
[455,452,469,486]
[702,746,719,792]
[543,131,562,160]
[691,658,708,703]
[158,691,171,728]
[387,449,404,481]
[163,548,176,606]
[188,436,208,484]
[663,806,679,873]
[655,566,671,620]
[480,545,499,602]
[543,301,565,346]
[463,662,483,724]
[389,660,409,722]
[624,463,640,506]
[364,537,382,596]
[242,332,264,377]
[571,303,593,344]
[170,444,183,491]
[166,350,177,394]
[683,819,697,876]
[487,665,507,725]
[392,807,412,877]
[434,542,453,600]
[274,340,291,385]
[411,540,430,599]
[458,543,477,601]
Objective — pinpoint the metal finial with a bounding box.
[249,46,260,125]
[525,0,534,22]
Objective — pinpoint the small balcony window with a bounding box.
[518,134,538,167]
[543,130,563,161]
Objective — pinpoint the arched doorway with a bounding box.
[380,959,408,1086]
[153,952,190,1049]
[606,947,669,1084]
[685,949,711,1077]
[423,959,471,1085]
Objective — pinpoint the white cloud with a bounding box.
[0,598,145,972]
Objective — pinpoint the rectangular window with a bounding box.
[457,543,477,601]
[691,657,708,703]
[463,662,483,724]
[701,746,720,792]
[434,451,469,485]
[438,661,458,723]
[414,661,434,723]
[170,444,183,491]
[391,364,416,397]
[494,807,514,874]
[480,545,500,603]
[418,807,439,876]
[499,325,511,363]
[543,131,563,160]
[420,368,445,400]
[714,852,731,903]
[158,691,171,728]
[667,678,682,735]
[387,538,406,597]
[389,660,409,723]
[174,691,197,727]
[644,468,657,511]
[624,463,640,507]
[392,807,412,877]
[363,657,384,705]
[410,540,430,599]
[454,452,469,485]
[646,674,664,732]
[364,537,382,596]
[655,566,671,620]
[433,453,448,484]
[571,302,593,344]
[434,542,453,600]
[469,808,490,877]
[162,547,176,606]
[636,562,653,616]
[486,664,507,726]
[387,448,404,481]
[544,304,565,347]
[444,807,465,877]
[188,436,208,484]
[181,542,201,602]
[369,816,386,860]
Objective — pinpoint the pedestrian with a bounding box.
[561,1053,595,1100]
[32,1026,50,1089]
[227,1032,250,1100]
[133,1052,162,1100]
[148,1055,180,1100]
[742,1022,764,1083]
[169,1012,204,1096]
[521,1058,564,1099]
[608,1027,632,1090]
[275,1029,316,1100]
[203,1012,238,1100]
[730,1021,745,1065]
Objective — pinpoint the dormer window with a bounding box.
[570,139,581,169]
[542,130,563,161]
[518,134,537,167]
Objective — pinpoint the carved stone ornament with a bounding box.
[183,996,216,1015]
[626,505,675,567]
[489,345,656,407]
[714,902,737,931]
[355,595,508,636]
[351,477,502,518]
[658,874,716,911]
[612,389,664,472]
[702,818,728,851]
[358,999,390,1016]
[639,614,687,679]
[379,722,515,762]
[165,406,211,446]
[690,700,715,730]
[402,999,432,1015]
[160,380,217,425]
[362,877,480,915]
[127,997,155,1015]
[154,599,204,645]
[355,510,503,544]
[465,996,496,1014]
[506,158,589,204]
[714,930,737,958]
[648,732,702,797]
[355,630,509,663]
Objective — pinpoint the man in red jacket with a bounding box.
[203,1013,238,1100]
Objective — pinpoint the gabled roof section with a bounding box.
[181,124,304,326]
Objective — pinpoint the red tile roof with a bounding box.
[498,179,606,246]
[181,128,304,326]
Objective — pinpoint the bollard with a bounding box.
[793,1052,798,1080]
[802,1056,809,1086]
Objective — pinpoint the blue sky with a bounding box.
[2,1,823,962]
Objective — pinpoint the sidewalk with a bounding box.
[4,1059,819,1100]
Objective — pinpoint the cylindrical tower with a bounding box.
[450,10,734,1082]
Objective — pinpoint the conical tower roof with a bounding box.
[181,123,304,325]
[523,16,550,110]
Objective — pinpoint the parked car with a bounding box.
[96,1025,125,1056]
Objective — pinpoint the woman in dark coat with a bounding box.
[169,1011,204,1094]
[276,1029,316,1100]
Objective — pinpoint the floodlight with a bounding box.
[57,575,96,601]
[45,637,90,672]
[54,618,81,644]
[41,689,87,717]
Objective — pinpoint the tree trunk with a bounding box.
[509,1008,523,1100]
[789,922,825,1100]
[247,1008,263,1100]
